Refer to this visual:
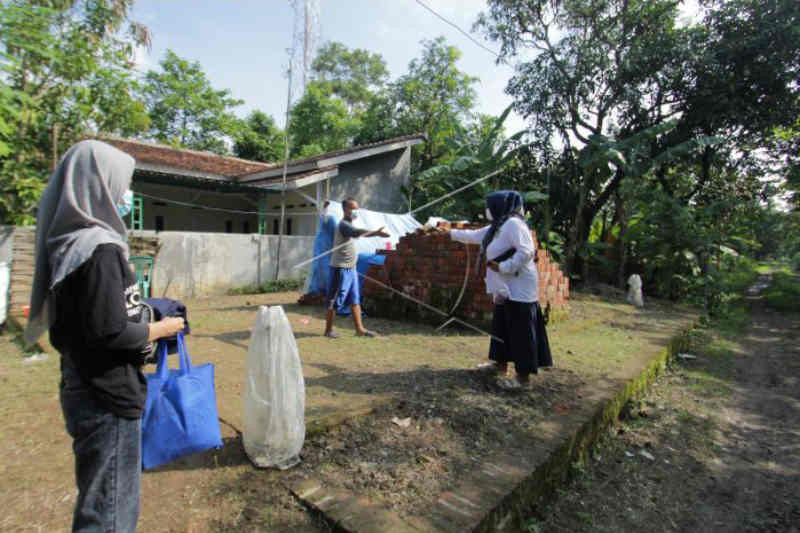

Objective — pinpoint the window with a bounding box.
[243,221,250,234]
[155,215,164,232]
[273,219,279,234]
[286,218,293,235]
[225,220,233,233]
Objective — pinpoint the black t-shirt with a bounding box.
[50,243,150,419]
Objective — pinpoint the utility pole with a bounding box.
[274,58,293,281]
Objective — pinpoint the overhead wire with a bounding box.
[412,0,500,59]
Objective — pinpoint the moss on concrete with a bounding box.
[473,328,695,533]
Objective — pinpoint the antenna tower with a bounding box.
[289,0,320,97]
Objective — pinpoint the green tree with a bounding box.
[477,0,800,281]
[233,110,285,163]
[0,0,150,224]
[412,106,533,220]
[286,42,389,158]
[357,37,478,173]
[477,0,702,275]
[287,83,359,158]
[311,41,388,113]
[142,50,243,154]
[772,117,800,210]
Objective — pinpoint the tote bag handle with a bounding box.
[154,333,192,379]
[176,332,192,374]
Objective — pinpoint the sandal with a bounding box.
[477,361,509,376]
[496,377,522,390]
[497,377,531,390]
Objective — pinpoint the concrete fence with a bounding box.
[0,226,316,310]
[136,231,314,299]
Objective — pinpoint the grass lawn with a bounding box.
[0,290,695,533]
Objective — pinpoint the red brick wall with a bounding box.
[360,222,568,325]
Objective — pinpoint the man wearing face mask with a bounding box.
[324,198,390,338]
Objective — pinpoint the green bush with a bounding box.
[720,256,759,294]
[763,272,800,313]
[791,252,800,273]
[227,278,306,295]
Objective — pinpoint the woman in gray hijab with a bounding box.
[26,140,185,533]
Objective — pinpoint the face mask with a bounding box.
[485,207,493,221]
[117,189,133,218]
[350,209,359,220]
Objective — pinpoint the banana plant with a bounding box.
[409,105,541,221]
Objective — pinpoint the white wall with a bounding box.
[134,183,321,236]
[134,230,315,299]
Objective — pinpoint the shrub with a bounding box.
[763,272,800,313]
[791,252,800,273]
[227,278,306,295]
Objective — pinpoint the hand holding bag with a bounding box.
[142,333,223,469]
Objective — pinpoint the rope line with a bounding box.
[413,0,501,58]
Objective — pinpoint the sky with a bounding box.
[130,0,527,134]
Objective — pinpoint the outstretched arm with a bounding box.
[449,225,490,245]
[364,226,390,238]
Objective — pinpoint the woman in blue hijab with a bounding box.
[444,190,552,389]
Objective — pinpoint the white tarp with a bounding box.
[325,201,421,254]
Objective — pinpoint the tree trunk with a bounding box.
[51,123,59,171]
[615,190,628,289]
[565,177,589,278]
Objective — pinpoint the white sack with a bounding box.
[627,274,644,308]
[326,201,421,253]
[424,217,448,229]
[243,306,305,469]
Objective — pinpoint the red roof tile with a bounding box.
[98,133,424,181]
[100,137,271,177]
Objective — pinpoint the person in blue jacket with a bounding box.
[310,200,338,295]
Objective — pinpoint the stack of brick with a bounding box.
[298,292,326,305]
[361,222,569,327]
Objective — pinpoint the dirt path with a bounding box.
[694,278,800,532]
[527,276,800,532]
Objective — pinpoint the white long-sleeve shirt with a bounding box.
[451,217,539,303]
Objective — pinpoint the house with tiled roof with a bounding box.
[102,134,425,236]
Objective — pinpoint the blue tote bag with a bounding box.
[142,333,223,469]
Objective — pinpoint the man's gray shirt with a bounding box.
[331,219,367,269]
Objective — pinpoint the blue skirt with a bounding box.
[489,301,552,375]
